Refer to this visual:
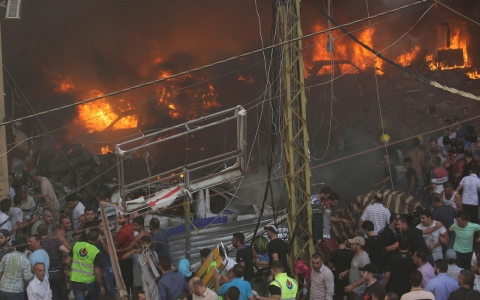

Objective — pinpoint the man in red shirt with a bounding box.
[115,212,134,293]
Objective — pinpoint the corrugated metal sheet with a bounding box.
[169,214,286,267]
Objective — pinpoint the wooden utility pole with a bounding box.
[0,20,10,199]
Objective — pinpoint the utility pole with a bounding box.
[277,0,314,285]
[0,19,10,200]
[183,168,191,260]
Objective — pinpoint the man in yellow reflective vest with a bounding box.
[257,261,297,300]
[66,228,106,300]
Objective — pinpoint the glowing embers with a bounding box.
[466,69,480,80]
[76,92,138,133]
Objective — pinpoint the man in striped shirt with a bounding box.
[424,156,448,196]
[357,192,391,235]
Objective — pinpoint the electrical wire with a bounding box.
[435,1,480,26]
[0,0,432,128]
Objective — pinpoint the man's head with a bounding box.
[133,216,144,232]
[389,213,398,228]
[0,199,11,214]
[319,187,332,200]
[408,270,423,288]
[311,253,324,272]
[360,264,379,282]
[372,289,386,300]
[362,220,374,234]
[29,168,42,183]
[28,234,42,251]
[431,156,441,168]
[37,224,48,237]
[412,137,420,148]
[446,249,457,265]
[137,291,147,300]
[462,107,468,117]
[87,229,99,243]
[335,235,347,246]
[385,292,399,300]
[139,235,153,249]
[65,194,79,210]
[397,216,409,232]
[40,196,52,208]
[117,212,127,226]
[200,248,211,263]
[398,236,410,251]
[328,193,340,207]
[373,192,383,203]
[60,215,72,231]
[429,137,437,149]
[455,212,469,228]
[471,164,479,175]
[403,158,412,170]
[413,249,427,266]
[149,217,160,231]
[159,256,172,273]
[13,194,23,207]
[232,264,245,278]
[84,206,96,222]
[434,259,448,274]
[348,236,365,252]
[33,262,46,281]
[270,260,285,277]
[232,232,246,247]
[188,277,205,296]
[458,270,472,287]
[226,286,240,300]
[95,186,112,203]
[42,208,53,225]
[0,229,10,247]
[429,194,442,208]
[264,225,279,240]
[19,185,28,200]
[419,210,433,226]
[443,181,454,196]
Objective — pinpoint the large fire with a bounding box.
[76,92,138,133]
[427,26,470,70]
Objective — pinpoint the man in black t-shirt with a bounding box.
[361,264,382,300]
[397,216,432,258]
[329,235,355,300]
[231,232,255,283]
[383,236,415,296]
[378,213,399,268]
[264,225,289,275]
[363,221,386,274]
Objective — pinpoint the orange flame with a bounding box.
[396,45,421,67]
[309,25,383,75]
[101,146,110,154]
[238,74,255,84]
[466,69,480,80]
[76,91,138,132]
[428,27,470,70]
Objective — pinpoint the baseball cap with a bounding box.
[446,249,457,260]
[0,229,10,237]
[264,225,279,234]
[348,236,365,246]
[359,264,379,274]
[20,185,28,192]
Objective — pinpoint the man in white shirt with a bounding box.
[310,253,334,300]
[27,262,52,300]
[357,192,391,235]
[0,199,11,232]
[65,195,85,231]
[456,165,480,223]
[9,195,24,243]
[416,209,448,262]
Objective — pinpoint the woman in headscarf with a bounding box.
[177,258,194,283]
